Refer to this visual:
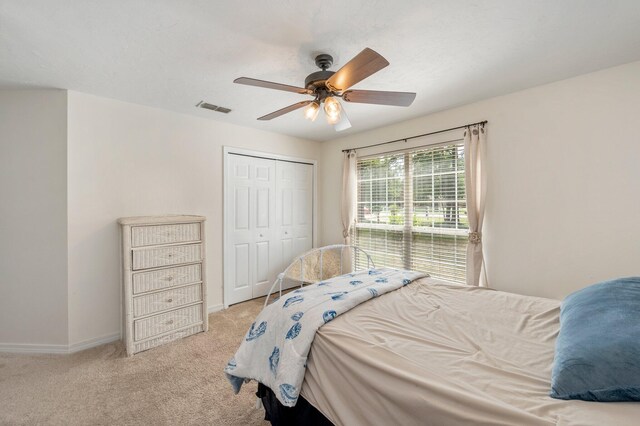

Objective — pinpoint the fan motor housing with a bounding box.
[305,70,335,91]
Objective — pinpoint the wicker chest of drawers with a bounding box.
[118,215,208,355]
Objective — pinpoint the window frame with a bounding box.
[353,142,469,284]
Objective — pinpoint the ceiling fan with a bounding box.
[234,48,416,132]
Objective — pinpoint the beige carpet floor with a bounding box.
[0,298,269,426]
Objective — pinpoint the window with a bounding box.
[353,143,468,284]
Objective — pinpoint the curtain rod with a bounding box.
[341,120,487,153]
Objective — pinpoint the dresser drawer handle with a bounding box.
[166,319,174,325]
[167,298,173,303]
[166,276,174,281]
[168,254,174,258]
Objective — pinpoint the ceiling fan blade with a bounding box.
[334,104,352,132]
[342,89,416,107]
[257,101,313,121]
[234,77,313,95]
[325,48,389,92]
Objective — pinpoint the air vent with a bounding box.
[196,101,232,114]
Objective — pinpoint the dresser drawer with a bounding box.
[132,243,202,270]
[133,324,204,353]
[131,223,201,247]
[132,264,202,294]
[133,283,203,317]
[134,303,203,341]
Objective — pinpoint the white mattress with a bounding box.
[300,278,640,425]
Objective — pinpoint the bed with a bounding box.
[229,246,640,426]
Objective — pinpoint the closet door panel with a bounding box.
[251,157,277,298]
[235,187,250,229]
[293,163,313,254]
[276,161,295,273]
[225,154,254,305]
[234,243,250,289]
[255,188,270,229]
[276,161,314,288]
[281,238,293,268]
[281,189,293,226]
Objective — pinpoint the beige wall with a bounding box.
[0,90,69,348]
[66,92,321,346]
[320,61,640,300]
[3,60,640,350]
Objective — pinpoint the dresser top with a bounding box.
[118,215,206,225]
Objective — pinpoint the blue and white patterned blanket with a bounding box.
[224,267,427,407]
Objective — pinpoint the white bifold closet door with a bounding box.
[276,160,313,268]
[225,154,313,305]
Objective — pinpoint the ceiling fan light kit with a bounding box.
[234,48,416,131]
[323,96,342,124]
[304,101,320,121]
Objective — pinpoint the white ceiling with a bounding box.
[2,1,640,141]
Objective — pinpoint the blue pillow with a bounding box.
[550,277,640,401]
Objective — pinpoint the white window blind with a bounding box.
[353,143,468,284]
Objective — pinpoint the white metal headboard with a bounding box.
[264,244,375,307]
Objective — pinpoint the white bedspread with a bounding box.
[224,267,426,407]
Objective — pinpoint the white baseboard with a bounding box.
[68,332,121,353]
[0,342,70,354]
[208,303,224,314]
[1,305,225,355]
[0,332,121,355]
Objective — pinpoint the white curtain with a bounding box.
[341,150,357,245]
[464,125,488,287]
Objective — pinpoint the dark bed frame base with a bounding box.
[257,383,334,426]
